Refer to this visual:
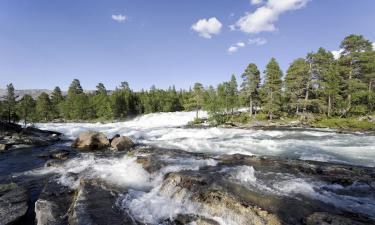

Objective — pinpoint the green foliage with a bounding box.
[17,94,36,126]
[241,63,261,116]
[313,118,375,131]
[36,92,52,121]
[262,58,283,120]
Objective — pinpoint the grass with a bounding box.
[312,118,375,131]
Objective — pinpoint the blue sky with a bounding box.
[1,0,374,91]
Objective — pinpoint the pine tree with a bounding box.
[3,83,17,123]
[284,58,310,115]
[188,83,205,119]
[51,86,64,118]
[17,94,36,126]
[64,79,88,120]
[262,58,283,120]
[227,75,238,114]
[36,92,52,121]
[93,83,113,119]
[339,35,373,115]
[241,63,261,117]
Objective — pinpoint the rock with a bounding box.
[165,214,220,225]
[305,212,369,225]
[0,144,10,152]
[68,179,136,225]
[0,183,29,225]
[35,178,76,225]
[110,136,134,151]
[71,131,110,150]
[51,150,70,160]
[109,134,120,143]
[160,172,282,225]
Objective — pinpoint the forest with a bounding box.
[1,34,374,126]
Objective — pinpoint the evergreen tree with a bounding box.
[312,48,342,117]
[241,63,261,116]
[36,92,52,121]
[17,94,36,126]
[284,58,310,115]
[188,83,205,119]
[51,86,64,118]
[262,58,283,120]
[93,83,113,119]
[227,75,239,114]
[63,79,88,120]
[339,34,373,115]
[3,83,17,123]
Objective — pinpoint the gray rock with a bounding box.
[72,131,110,150]
[0,183,29,225]
[110,136,134,151]
[35,178,76,225]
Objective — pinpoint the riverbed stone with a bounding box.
[0,183,29,225]
[110,135,134,151]
[71,131,110,150]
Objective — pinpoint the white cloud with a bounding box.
[228,46,239,53]
[234,0,310,34]
[111,14,127,23]
[373,42,375,50]
[236,42,246,47]
[228,42,246,54]
[191,17,222,39]
[248,37,267,45]
[251,0,263,5]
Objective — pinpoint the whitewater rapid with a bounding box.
[36,111,375,167]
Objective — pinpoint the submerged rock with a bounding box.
[0,183,29,225]
[71,131,110,150]
[111,136,134,151]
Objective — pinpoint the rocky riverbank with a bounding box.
[1,127,375,225]
[0,122,61,152]
[24,140,375,224]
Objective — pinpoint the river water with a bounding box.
[1,111,374,224]
[36,111,375,167]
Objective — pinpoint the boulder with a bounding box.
[0,183,29,225]
[72,131,110,150]
[110,136,134,151]
[68,179,136,225]
[35,177,76,225]
[0,144,10,152]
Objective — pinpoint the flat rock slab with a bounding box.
[0,183,29,225]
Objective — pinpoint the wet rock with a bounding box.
[51,150,70,160]
[160,172,282,225]
[111,136,134,151]
[71,131,110,150]
[68,179,138,225]
[0,183,29,225]
[305,212,369,225]
[0,143,11,152]
[35,178,75,225]
[165,214,220,225]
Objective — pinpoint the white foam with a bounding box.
[36,111,375,167]
[28,154,151,189]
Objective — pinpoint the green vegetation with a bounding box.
[0,34,374,131]
[312,118,375,131]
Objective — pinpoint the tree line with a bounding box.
[0,34,374,125]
